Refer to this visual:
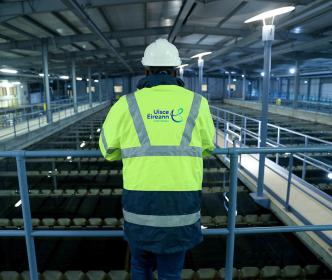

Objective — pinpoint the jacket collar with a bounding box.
[136,73,185,90]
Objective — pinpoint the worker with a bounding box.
[99,38,215,280]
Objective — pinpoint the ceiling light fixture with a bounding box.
[0,68,18,74]
[328,172,332,180]
[244,6,295,24]
[176,64,189,79]
[191,52,212,95]
[289,68,296,74]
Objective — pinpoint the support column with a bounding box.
[306,79,311,101]
[251,25,273,209]
[98,73,102,103]
[286,77,290,100]
[42,40,52,123]
[198,58,204,94]
[293,60,300,108]
[318,78,322,102]
[278,78,282,97]
[71,59,78,113]
[242,73,246,100]
[88,67,92,108]
[128,75,132,93]
[227,72,231,98]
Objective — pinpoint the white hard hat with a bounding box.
[141,38,182,67]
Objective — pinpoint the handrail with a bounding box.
[0,146,332,279]
[0,100,108,141]
[211,106,332,177]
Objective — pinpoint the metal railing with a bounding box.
[210,106,332,181]
[0,146,332,279]
[0,97,107,141]
[230,97,332,114]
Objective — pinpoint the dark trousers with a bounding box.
[130,246,186,280]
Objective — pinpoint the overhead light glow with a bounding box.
[289,68,296,74]
[80,141,86,148]
[11,81,21,85]
[162,18,173,26]
[76,77,82,81]
[38,73,44,77]
[60,75,69,80]
[292,27,302,34]
[304,80,308,84]
[328,172,332,180]
[231,71,236,74]
[0,68,18,74]
[15,200,22,207]
[96,128,101,133]
[233,79,237,82]
[94,79,99,83]
[260,72,265,77]
[190,52,212,59]
[66,156,72,160]
[241,74,245,78]
[244,6,295,23]
[225,71,229,74]
[176,64,189,69]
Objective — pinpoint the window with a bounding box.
[201,84,208,92]
[114,85,123,93]
[86,86,95,93]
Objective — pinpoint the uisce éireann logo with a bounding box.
[147,108,184,123]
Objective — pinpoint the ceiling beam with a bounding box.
[204,0,332,63]
[168,0,196,43]
[197,0,248,45]
[181,25,249,37]
[0,0,164,23]
[1,22,39,39]
[0,25,255,51]
[218,34,332,68]
[52,11,100,54]
[253,0,312,4]
[61,0,133,73]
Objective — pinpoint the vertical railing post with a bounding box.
[225,122,229,148]
[27,114,30,132]
[16,153,39,280]
[216,110,220,147]
[285,154,294,211]
[243,117,247,146]
[225,151,238,280]
[276,127,280,164]
[13,116,17,137]
[302,137,308,180]
[257,121,261,148]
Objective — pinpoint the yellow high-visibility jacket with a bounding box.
[99,84,215,253]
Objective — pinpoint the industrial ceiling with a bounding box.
[0,0,331,78]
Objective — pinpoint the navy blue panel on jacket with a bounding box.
[121,73,202,254]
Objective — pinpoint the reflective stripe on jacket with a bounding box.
[99,84,215,253]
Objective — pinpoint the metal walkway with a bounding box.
[212,107,332,270]
[0,101,102,142]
